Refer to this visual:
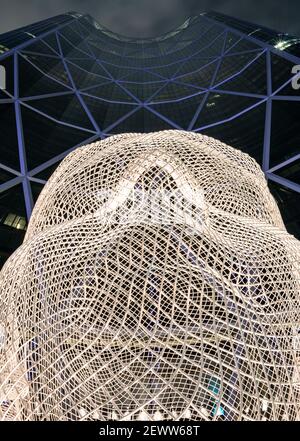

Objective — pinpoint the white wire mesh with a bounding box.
[0,130,299,421]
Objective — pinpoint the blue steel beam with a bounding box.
[267,173,300,193]
[14,52,34,219]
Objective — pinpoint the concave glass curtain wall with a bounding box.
[0,10,300,263]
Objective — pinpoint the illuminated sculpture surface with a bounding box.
[0,130,299,421]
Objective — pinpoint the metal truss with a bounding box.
[0,12,300,221]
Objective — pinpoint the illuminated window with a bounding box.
[274,38,300,51]
[3,213,27,230]
[0,45,9,54]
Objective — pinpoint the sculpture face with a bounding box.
[0,130,299,421]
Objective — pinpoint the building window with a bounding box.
[3,213,27,230]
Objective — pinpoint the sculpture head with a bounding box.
[0,130,299,420]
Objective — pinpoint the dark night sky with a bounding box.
[0,0,300,38]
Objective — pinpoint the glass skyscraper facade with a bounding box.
[0,10,300,264]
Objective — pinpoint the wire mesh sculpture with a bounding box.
[0,130,299,421]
